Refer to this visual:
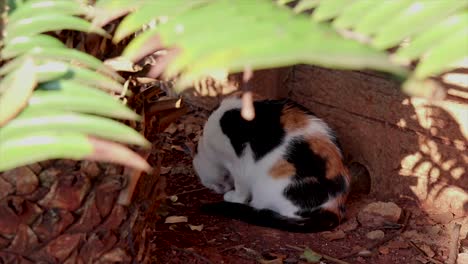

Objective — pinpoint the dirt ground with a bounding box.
[148,108,467,264]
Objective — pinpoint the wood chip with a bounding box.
[164,216,188,224]
[188,224,204,231]
[321,230,346,241]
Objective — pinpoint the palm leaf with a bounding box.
[0,0,150,172]
[116,0,406,90]
[114,0,466,97]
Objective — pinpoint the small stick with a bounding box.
[409,241,444,264]
[285,244,304,251]
[172,187,208,196]
[220,244,245,253]
[146,98,183,116]
[448,223,462,264]
[285,244,350,264]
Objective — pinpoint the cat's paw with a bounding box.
[223,190,246,203]
[205,182,232,194]
[207,184,225,194]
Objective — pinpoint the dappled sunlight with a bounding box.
[399,99,467,216]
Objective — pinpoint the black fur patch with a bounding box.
[283,138,347,212]
[219,100,286,160]
[200,201,339,233]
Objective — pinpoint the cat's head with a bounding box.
[193,138,233,194]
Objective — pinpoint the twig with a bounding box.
[340,211,412,260]
[285,244,304,251]
[285,244,350,264]
[147,98,183,116]
[172,187,208,196]
[409,241,444,264]
[170,245,214,264]
[220,244,245,253]
[448,223,462,264]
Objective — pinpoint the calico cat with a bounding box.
[192,94,350,233]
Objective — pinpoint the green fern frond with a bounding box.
[113,0,407,93]
[0,0,150,172]
[112,0,466,97]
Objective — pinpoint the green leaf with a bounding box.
[122,0,236,61]
[0,132,93,172]
[402,78,444,98]
[0,48,120,81]
[92,0,147,27]
[0,56,28,76]
[1,34,66,59]
[23,84,140,120]
[1,112,150,147]
[354,0,414,36]
[114,0,210,43]
[7,0,25,14]
[332,0,380,30]
[413,27,468,79]
[163,2,270,77]
[172,14,406,90]
[293,0,320,13]
[8,0,87,24]
[301,247,322,263]
[38,80,121,101]
[312,0,353,22]
[372,0,467,49]
[277,0,296,6]
[4,14,109,43]
[28,47,122,81]
[394,12,468,62]
[34,61,124,93]
[0,57,37,126]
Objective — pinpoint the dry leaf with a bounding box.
[357,250,372,257]
[104,57,142,72]
[301,247,322,263]
[321,230,346,241]
[164,216,188,224]
[164,123,178,134]
[188,224,204,231]
[340,217,359,232]
[160,167,171,175]
[387,240,410,249]
[378,246,390,255]
[136,77,158,84]
[171,145,185,152]
[418,244,435,258]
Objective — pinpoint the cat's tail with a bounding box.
[200,201,340,233]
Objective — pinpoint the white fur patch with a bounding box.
[193,97,339,219]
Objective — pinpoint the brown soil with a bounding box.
[148,109,464,264]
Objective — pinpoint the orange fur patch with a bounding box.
[307,136,349,182]
[269,159,296,178]
[280,104,309,132]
